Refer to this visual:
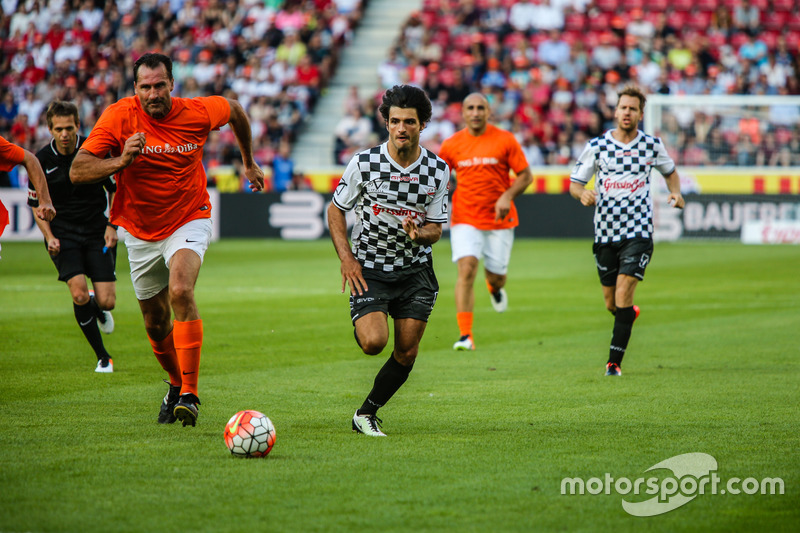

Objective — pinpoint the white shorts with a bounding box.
[450,224,514,275]
[121,218,213,300]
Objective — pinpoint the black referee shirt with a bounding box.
[28,136,116,236]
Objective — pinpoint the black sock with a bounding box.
[74,302,109,360]
[608,306,636,366]
[358,353,413,416]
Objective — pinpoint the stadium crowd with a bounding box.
[336,0,800,168]
[0,0,364,190]
[1,0,799,193]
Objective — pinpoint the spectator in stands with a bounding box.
[626,9,655,43]
[334,105,373,165]
[591,33,623,72]
[732,0,760,33]
[738,31,768,68]
[509,0,538,34]
[538,30,571,67]
[271,138,295,192]
[531,0,564,32]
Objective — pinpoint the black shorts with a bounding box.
[349,263,439,323]
[47,232,117,283]
[593,238,653,287]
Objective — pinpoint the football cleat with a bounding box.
[95,358,113,373]
[173,393,201,427]
[453,334,475,351]
[605,362,622,376]
[158,379,182,424]
[97,309,114,334]
[633,305,640,322]
[490,288,508,313]
[352,411,386,437]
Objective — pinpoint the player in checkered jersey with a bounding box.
[328,85,449,436]
[570,85,684,377]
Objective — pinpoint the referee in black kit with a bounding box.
[570,85,684,377]
[28,101,118,373]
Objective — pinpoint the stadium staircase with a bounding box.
[291,0,423,172]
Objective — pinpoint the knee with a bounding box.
[393,349,417,367]
[169,284,195,309]
[360,336,387,356]
[73,293,91,306]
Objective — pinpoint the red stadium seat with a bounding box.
[595,0,619,12]
[502,31,526,48]
[587,12,611,32]
[729,31,749,49]
[561,31,580,46]
[787,14,800,32]
[645,0,668,12]
[761,12,788,32]
[665,10,688,30]
[451,33,473,50]
[671,0,694,12]
[772,0,794,12]
[785,31,800,49]
[529,32,549,47]
[685,11,712,32]
[749,0,768,8]
[564,12,586,32]
[760,31,779,51]
[694,0,718,12]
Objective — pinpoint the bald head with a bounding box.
[462,92,490,136]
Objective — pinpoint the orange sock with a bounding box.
[148,330,181,387]
[456,312,473,337]
[486,279,497,294]
[173,319,203,396]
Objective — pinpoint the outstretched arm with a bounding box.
[23,150,55,221]
[227,98,264,192]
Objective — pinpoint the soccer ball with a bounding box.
[224,410,276,458]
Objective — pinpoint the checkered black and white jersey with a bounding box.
[332,142,450,271]
[570,130,675,243]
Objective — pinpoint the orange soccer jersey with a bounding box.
[80,95,230,241]
[0,135,25,171]
[438,123,529,230]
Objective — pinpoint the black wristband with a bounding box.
[107,223,118,230]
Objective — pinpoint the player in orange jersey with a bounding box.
[0,134,56,260]
[438,93,532,351]
[71,53,265,427]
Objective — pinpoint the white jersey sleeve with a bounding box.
[570,142,598,185]
[653,137,676,177]
[331,157,362,212]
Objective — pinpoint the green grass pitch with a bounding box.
[0,238,797,532]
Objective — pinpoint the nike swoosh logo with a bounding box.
[185,239,198,243]
[79,318,94,326]
[182,371,195,375]
[228,411,246,436]
[46,167,58,174]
